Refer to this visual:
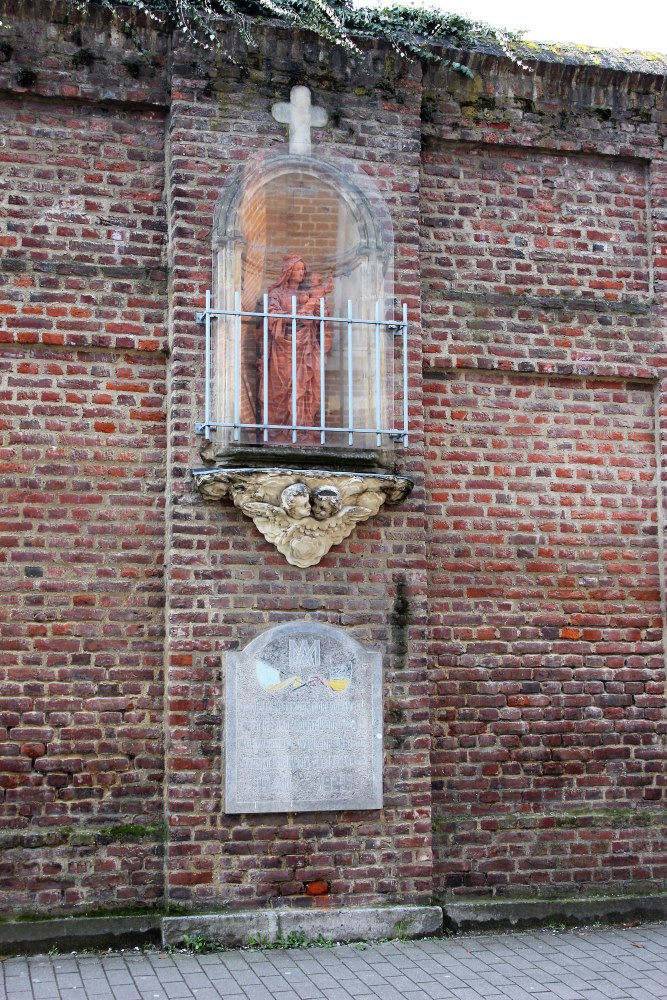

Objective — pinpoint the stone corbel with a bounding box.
[192,467,413,568]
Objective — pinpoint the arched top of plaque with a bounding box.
[237,619,379,673]
[224,621,382,814]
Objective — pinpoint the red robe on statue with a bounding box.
[261,255,333,437]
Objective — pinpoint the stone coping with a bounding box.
[0,914,162,955]
[162,905,443,948]
[443,893,667,933]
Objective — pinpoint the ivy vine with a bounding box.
[59,0,524,74]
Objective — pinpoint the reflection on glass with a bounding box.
[212,154,395,453]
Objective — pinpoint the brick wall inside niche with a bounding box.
[240,173,342,300]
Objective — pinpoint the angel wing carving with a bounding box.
[240,501,292,546]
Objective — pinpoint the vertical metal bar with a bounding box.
[319,298,326,445]
[262,293,269,443]
[347,299,354,446]
[374,299,382,448]
[402,302,409,447]
[233,290,240,442]
[291,294,297,444]
[204,288,211,441]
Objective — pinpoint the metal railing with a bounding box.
[195,291,409,448]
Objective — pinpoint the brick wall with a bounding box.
[0,3,169,914]
[0,0,666,918]
[422,147,650,302]
[426,372,665,895]
[422,54,667,899]
[164,27,430,912]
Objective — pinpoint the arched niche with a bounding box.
[210,151,396,460]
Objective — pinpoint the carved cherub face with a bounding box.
[280,482,311,520]
[311,486,341,521]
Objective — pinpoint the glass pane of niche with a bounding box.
[212,154,396,457]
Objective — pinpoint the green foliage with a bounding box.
[280,930,309,948]
[180,932,223,953]
[97,822,166,842]
[344,4,521,73]
[59,0,523,71]
[545,920,567,932]
[310,933,335,948]
[246,931,272,949]
[394,918,409,941]
[247,929,333,949]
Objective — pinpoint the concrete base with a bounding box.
[443,893,667,934]
[0,914,162,955]
[162,905,444,949]
[5,894,667,955]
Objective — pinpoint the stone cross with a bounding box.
[271,86,328,156]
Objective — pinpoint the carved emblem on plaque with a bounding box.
[256,638,352,694]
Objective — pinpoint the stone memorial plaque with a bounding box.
[224,621,382,813]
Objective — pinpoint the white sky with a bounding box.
[370,0,667,54]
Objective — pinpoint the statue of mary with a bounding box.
[261,254,333,439]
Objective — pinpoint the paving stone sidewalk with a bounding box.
[2,922,667,1000]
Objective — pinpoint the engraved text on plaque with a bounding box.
[224,621,382,813]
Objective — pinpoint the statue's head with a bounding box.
[280,482,311,520]
[311,485,341,521]
[273,254,306,289]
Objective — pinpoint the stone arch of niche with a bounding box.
[211,151,395,459]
